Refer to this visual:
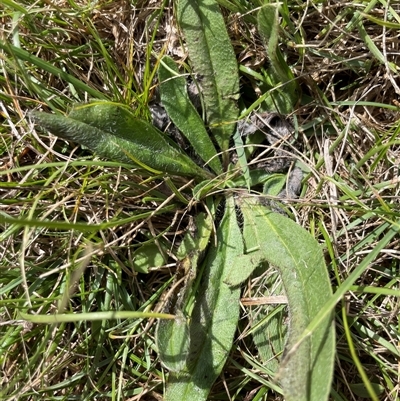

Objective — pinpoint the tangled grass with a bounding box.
[1,1,399,400]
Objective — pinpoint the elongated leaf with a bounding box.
[32,103,212,180]
[157,309,190,373]
[157,213,213,372]
[158,56,222,175]
[237,196,335,401]
[248,264,287,373]
[164,195,243,400]
[177,0,239,163]
[224,202,263,286]
[232,127,251,190]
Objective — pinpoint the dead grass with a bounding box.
[1,0,400,400]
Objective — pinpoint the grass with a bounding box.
[1,0,400,400]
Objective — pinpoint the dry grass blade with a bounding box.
[1,0,400,400]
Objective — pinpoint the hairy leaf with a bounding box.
[164,195,243,400]
[158,56,222,175]
[251,269,287,374]
[132,243,168,274]
[157,213,213,372]
[177,0,239,164]
[232,127,251,190]
[32,103,212,180]
[237,196,335,401]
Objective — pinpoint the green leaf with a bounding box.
[232,127,251,190]
[263,174,288,196]
[251,270,287,373]
[349,382,385,398]
[164,195,243,400]
[177,0,239,164]
[32,102,213,180]
[192,177,223,200]
[237,196,335,401]
[258,5,299,113]
[176,213,213,262]
[231,169,273,189]
[157,309,190,373]
[158,56,222,175]
[157,213,213,372]
[223,251,262,286]
[223,206,263,286]
[132,243,167,274]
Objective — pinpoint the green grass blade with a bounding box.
[356,19,397,73]
[158,55,222,175]
[1,0,28,13]
[19,310,175,324]
[0,42,107,100]
[360,11,400,28]
[257,5,299,113]
[177,0,239,164]
[0,204,177,232]
[298,222,399,343]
